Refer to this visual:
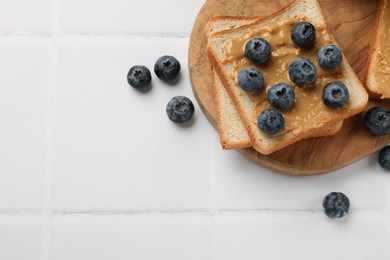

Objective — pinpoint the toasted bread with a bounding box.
[365,0,390,100]
[207,16,344,150]
[207,17,256,149]
[207,0,368,155]
[213,69,252,149]
[213,69,343,149]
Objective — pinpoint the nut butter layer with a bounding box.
[222,16,344,135]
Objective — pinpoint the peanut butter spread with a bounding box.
[375,0,390,99]
[222,17,346,134]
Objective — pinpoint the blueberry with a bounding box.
[364,107,390,136]
[245,38,271,64]
[322,192,350,218]
[127,65,152,89]
[257,109,285,135]
[166,96,194,123]
[268,83,295,109]
[154,55,181,82]
[288,57,317,86]
[291,22,316,48]
[317,45,343,70]
[322,82,349,109]
[237,68,264,93]
[379,145,390,171]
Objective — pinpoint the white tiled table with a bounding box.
[1,0,389,259]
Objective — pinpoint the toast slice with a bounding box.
[207,0,368,155]
[365,0,390,100]
[213,69,343,149]
[213,69,252,149]
[207,16,343,150]
[208,17,256,149]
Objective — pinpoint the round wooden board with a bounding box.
[188,0,390,175]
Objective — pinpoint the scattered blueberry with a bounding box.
[245,38,271,64]
[288,57,317,86]
[166,96,194,123]
[237,68,264,93]
[257,109,285,135]
[364,107,390,136]
[322,82,349,109]
[154,55,181,82]
[127,65,152,89]
[291,22,316,49]
[322,192,350,218]
[268,83,295,110]
[317,45,343,70]
[379,145,390,171]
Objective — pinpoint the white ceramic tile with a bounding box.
[217,213,390,260]
[51,37,213,212]
[0,220,43,260]
[0,39,49,211]
[58,0,204,34]
[49,218,212,260]
[0,0,52,34]
[215,145,387,211]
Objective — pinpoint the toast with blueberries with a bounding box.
[206,16,343,150]
[212,69,343,149]
[206,0,368,155]
[365,0,390,100]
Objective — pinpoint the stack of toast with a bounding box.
[205,0,388,155]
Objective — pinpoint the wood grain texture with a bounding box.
[188,0,390,175]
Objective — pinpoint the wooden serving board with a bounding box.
[188,0,390,175]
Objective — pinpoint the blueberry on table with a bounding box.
[378,145,390,171]
[291,22,316,49]
[322,82,349,109]
[245,38,271,65]
[127,65,152,89]
[322,192,350,219]
[317,45,343,70]
[288,57,317,86]
[268,83,295,110]
[154,55,181,82]
[237,68,264,93]
[364,107,390,136]
[257,109,285,135]
[166,96,194,123]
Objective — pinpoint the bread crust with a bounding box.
[208,17,258,149]
[213,70,252,149]
[364,0,389,100]
[207,0,368,155]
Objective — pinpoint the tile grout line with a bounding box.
[0,208,386,218]
[55,32,190,38]
[39,39,56,260]
[0,32,190,39]
[209,142,218,260]
[50,210,212,216]
[384,174,390,243]
[40,0,61,259]
[48,212,213,222]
